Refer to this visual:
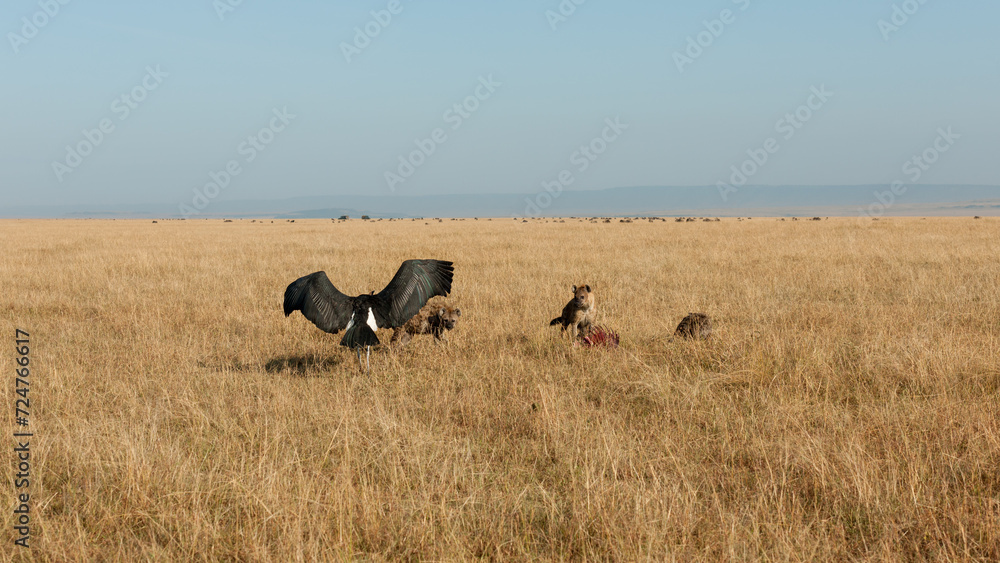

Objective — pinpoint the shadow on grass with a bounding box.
[264,354,344,376]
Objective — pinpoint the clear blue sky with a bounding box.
[2,0,997,208]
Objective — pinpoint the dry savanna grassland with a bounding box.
[1,217,998,561]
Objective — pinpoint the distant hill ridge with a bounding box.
[4,185,999,219]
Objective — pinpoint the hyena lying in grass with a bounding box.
[674,313,712,340]
[391,299,462,346]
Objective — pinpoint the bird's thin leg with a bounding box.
[356,348,363,372]
[366,345,371,373]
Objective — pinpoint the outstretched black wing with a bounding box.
[283,271,354,334]
[373,259,454,328]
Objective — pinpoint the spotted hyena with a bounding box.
[391,299,462,346]
[549,284,596,339]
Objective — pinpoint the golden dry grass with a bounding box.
[1,217,999,561]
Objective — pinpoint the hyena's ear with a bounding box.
[454,308,461,317]
[438,308,447,317]
[585,285,591,292]
[572,285,578,293]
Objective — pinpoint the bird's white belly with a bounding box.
[346,307,378,332]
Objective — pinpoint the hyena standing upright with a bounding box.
[549,284,596,339]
